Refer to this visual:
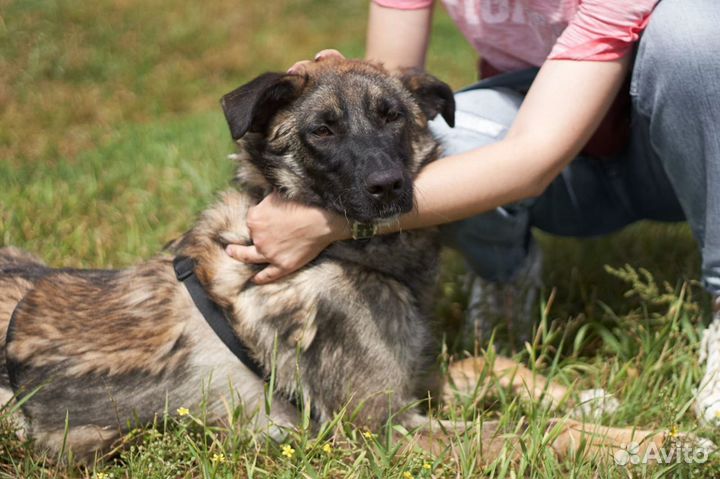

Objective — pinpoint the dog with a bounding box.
[0,58,707,464]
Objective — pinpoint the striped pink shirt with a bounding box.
[373,0,657,72]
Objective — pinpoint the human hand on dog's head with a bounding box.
[287,49,345,76]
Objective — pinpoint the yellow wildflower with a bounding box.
[422,462,432,470]
[362,430,377,439]
[95,473,109,479]
[211,453,226,464]
[322,443,333,454]
[669,425,679,438]
[402,472,414,479]
[176,407,189,416]
[281,444,295,458]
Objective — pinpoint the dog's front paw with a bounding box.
[570,388,620,420]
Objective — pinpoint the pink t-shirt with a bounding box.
[373,0,657,72]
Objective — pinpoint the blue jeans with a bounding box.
[431,0,720,296]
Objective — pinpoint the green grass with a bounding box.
[0,0,717,477]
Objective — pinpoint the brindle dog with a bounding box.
[0,59,706,463]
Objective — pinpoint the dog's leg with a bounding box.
[545,418,715,464]
[402,412,714,466]
[248,396,302,443]
[399,412,517,460]
[547,418,655,462]
[201,376,302,444]
[31,425,120,464]
[442,356,569,409]
[442,357,619,417]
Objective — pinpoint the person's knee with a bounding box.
[633,0,720,112]
[430,87,523,157]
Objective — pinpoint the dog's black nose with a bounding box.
[366,169,404,200]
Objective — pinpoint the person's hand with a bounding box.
[226,192,349,284]
[287,49,345,75]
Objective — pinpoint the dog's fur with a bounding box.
[0,59,699,463]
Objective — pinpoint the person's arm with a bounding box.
[227,56,630,284]
[385,57,630,230]
[365,1,433,70]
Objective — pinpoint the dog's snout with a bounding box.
[366,169,404,200]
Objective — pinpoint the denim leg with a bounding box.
[629,0,720,296]
[430,87,531,282]
[529,156,639,237]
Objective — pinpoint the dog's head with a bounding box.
[221,59,454,224]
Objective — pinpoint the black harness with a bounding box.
[172,256,266,379]
[173,256,315,418]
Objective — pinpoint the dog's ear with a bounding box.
[221,73,305,140]
[398,69,455,127]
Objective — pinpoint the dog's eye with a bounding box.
[384,110,402,123]
[312,126,334,138]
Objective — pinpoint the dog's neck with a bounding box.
[172,185,440,304]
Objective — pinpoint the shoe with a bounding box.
[695,298,720,425]
[463,241,543,353]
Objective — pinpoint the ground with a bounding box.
[0,0,718,477]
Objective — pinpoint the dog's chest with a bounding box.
[325,231,441,298]
[229,235,439,422]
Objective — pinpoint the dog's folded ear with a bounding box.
[397,69,455,128]
[221,73,305,141]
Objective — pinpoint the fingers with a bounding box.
[287,49,346,74]
[314,49,344,61]
[225,244,268,264]
[253,265,290,285]
[288,60,312,75]
[225,244,295,284]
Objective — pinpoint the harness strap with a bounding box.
[173,256,266,380]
